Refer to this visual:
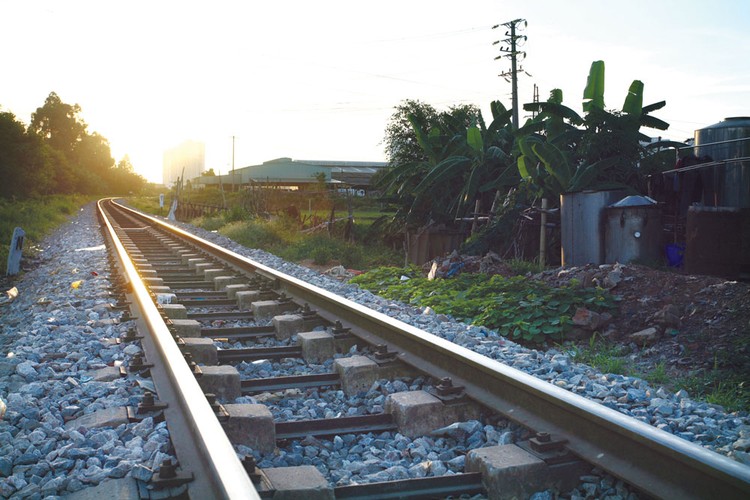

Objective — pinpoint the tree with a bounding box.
[29,92,87,156]
[382,99,439,168]
[0,111,55,197]
[1,92,155,198]
[108,155,147,194]
[117,155,135,173]
[378,101,480,227]
[202,168,216,176]
[378,100,518,229]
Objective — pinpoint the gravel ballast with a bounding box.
[0,205,174,498]
[2,203,747,499]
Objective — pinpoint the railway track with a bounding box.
[97,198,750,499]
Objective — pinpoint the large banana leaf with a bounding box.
[486,145,511,163]
[517,155,540,183]
[467,126,483,154]
[640,115,670,131]
[532,141,574,190]
[642,100,666,113]
[413,156,470,194]
[568,157,619,192]
[622,80,644,115]
[582,60,606,113]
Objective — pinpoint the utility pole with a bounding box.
[492,19,527,129]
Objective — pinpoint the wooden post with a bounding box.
[471,199,481,235]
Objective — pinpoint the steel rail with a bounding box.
[98,200,260,500]
[111,199,750,499]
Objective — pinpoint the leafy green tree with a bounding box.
[73,132,114,192]
[382,99,439,169]
[378,100,517,229]
[1,92,149,197]
[107,155,147,194]
[0,111,55,197]
[29,92,87,155]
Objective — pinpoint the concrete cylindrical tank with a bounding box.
[560,189,627,267]
[605,196,662,265]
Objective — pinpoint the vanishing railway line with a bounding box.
[97,198,750,499]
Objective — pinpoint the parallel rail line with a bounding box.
[98,198,750,499]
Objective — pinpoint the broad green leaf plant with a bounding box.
[516,61,672,197]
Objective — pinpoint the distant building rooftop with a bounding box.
[191,157,387,190]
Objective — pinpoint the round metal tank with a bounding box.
[560,189,627,266]
[694,117,750,208]
[605,196,662,264]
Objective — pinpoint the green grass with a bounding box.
[211,217,401,270]
[567,334,631,375]
[642,362,669,385]
[0,195,93,270]
[568,336,750,412]
[126,195,166,216]
[506,258,544,275]
[677,372,750,413]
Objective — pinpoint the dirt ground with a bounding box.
[533,262,750,381]
[313,254,750,390]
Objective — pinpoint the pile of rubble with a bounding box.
[422,250,750,379]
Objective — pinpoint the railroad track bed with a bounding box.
[100,200,637,498]
[161,207,750,464]
[1,200,748,499]
[0,204,177,498]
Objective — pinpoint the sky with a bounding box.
[2,1,749,184]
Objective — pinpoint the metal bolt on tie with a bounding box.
[137,392,168,414]
[331,320,351,337]
[301,303,317,319]
[242,456,263,485]
[372,344,398,362]
[430,377,467,403]
[151,459,194,488]
[204,393,229,421]
[120,327,142,343]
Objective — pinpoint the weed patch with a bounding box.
[0,195,92,268]
[350,267,615,343]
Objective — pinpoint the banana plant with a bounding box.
[517,60,671,196]
[410,101,518,219]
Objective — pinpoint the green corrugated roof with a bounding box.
[192,157,385,186]
[241,158,331,183]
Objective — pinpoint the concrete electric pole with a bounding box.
[492,19,528,129]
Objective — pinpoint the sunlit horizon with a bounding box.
[2,1,749,184]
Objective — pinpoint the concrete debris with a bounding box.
[629,327,661,346]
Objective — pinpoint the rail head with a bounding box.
[98,199,259,499]
[110,199,750,499]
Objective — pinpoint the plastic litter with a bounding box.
[74,244,106,252]
[71,280,83,289]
